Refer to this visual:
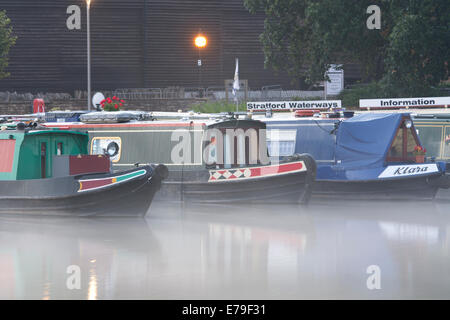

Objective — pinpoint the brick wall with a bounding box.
[0,98,208,115]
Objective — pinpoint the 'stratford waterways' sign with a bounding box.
[247,100,342,111]
[360,97,450,109]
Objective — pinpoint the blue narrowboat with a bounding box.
[261,113,448,200]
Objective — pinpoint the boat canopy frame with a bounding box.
[334,113,424,170]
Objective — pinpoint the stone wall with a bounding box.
[0,99,208,115]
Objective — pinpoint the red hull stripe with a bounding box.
[79,179,113,191]
[251,161,304,177]
[209,161,306,182]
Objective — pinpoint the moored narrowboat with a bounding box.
[412,113,450,162]
[0,125,167,217]
[44,113,316,204]
[257,112,449,201]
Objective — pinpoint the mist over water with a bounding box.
[1,200,450,300]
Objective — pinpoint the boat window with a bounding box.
[91,137,122,163]
[388,131,403,158]
[266,130,297,157]
[0,140,16,173]
[205,137,218,165]
[224,133,233,169]
[387,120,420,162]
[406,129,418,158]
[56,142,63,156]
[237,134,246,168]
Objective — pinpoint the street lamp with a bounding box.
[195,35,207,49]
[86,0,92,111]
[194,34,207,92]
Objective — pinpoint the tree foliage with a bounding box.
[0,10,17,80]
[244,0,449,94]
[383,1,450,95]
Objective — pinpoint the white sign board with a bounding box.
[325,65,344,96]
[378,164,439,179]
[360,97,450,109]
[247,100,342,111]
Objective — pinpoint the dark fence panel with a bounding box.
[0,0,361,93]
[0,0,144,93]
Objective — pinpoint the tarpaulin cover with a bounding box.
[335,113,408,169]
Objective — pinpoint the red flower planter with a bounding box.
[101,97,126,112]
[415,155,425,163]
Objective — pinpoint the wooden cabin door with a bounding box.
[40,142,47,178]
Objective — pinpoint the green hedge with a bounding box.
[339,82,450,110]
[191,101,247,113]
[338,83,386,110]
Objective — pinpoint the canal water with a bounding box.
[0,201,449,300]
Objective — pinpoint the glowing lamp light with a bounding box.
[195,35,207,48]
[404,120,413,129]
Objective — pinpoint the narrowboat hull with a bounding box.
[260,113,450,201]
[312,174,443,201]
[0,166,166,217]
[44,119,316,205]
[155,155,316,204]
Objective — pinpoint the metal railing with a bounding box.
[0,85,330,103]
[182,87,206,99]
[110,86,325,101]
[113,88,163,100]
[206,86,227,100]
[261,85,282,100]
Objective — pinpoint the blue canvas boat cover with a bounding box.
[335,113,410,169]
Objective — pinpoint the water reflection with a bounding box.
[0,201,449,299]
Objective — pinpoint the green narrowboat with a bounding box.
[0,125,167,216]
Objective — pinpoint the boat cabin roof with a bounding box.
[413,113,450,121]
[43,113,266,130]
[0,129,88,137]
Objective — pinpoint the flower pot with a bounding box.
[415,155,425,163]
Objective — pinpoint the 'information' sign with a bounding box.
[360,97,450,109]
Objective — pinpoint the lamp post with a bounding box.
[86,0,92,111]
[194,34,207,94]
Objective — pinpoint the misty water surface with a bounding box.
[0,200,449,300]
